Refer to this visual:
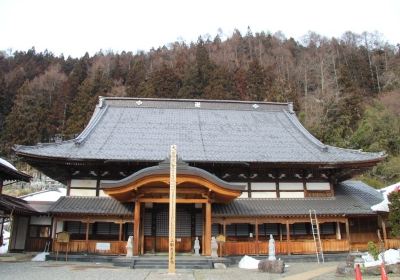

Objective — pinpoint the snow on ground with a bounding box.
[361,249,400,267]
[371,181,400,212]
[238,255,260,269]
[0,230,10,254]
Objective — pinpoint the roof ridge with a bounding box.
[102,96,291,106]
[283,110,328,151]
[74,102,109,145]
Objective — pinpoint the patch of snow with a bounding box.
[22,188,66,202]
[0,158,17,170]
[371,182,400,212]
[238,255,260,269]
[0,230,9,254]
[32,252,49,261]
[361,249,400,267]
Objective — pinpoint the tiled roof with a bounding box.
[212,181,384,217]
[15,97,384,165]
[0,194,38,215]
[0,157,31,182]
[47,181,382,217]
[49,196,133,216]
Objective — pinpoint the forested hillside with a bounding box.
[1,29,399,186]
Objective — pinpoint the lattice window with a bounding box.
[212,224,220,236]
[156,209,169,237]
[258,223,279,236]
[144,211,152,236]
[176,209,191,237]
[320,223,335,234]
[95,222,119,235]
[195,212,203,237]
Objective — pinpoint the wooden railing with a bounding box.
[52,240,127,255]
[221,239,350,256]
[385,239,400,249]
[26,237,52,252]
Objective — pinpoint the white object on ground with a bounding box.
[371,182,400,212]
[31,252,49,261]
[238,255,260,269]
[361,249,400,267]
[380,249,400,265]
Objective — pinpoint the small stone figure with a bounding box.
[126,236,133,257]
[268,234,276,261]
[194,236,200,256]
[211,236,218,258]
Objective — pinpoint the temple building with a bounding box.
[13,97,397,256]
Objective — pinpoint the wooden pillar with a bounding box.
[286,221,291,255]
[202,204,205,255]
[133,201,141,256]
[345,218,351,251]
[336,222,342,240]
[381,219,387,246]
[0,179,3,195]
[118,223,123,241]
[140,207,145,255]
[85,220,90,253]
[204,202,211,256]
[255,218,259,256]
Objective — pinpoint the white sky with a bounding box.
[1,0,399,58]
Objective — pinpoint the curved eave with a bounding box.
[102,162,244,202]
[14,147,385,169]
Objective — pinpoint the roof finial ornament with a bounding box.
[288,102,294,114]
[98,96,105,108]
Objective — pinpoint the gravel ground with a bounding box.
[0,261,399,280]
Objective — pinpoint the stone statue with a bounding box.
[268,234,276,261]
[211,236,218,258]
[194,236,200,256]
[126,236,133,257]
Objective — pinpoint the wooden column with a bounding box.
[286,221,291,255]
[255,218,259,256]
[85,220,90,253]
[381,219,388,245]
[133,201,141,256]
[118,223,123,241]
[202,204,205,255]
[204,202,211,256]
[140,207,145,255]
[345,218,351,251]
[0,179,3,195]
[336,222,342,240]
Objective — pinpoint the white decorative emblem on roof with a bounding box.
[195,102,201,108]
[252,104,259,109]
[136,100,143,106]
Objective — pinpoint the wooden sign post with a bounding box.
[168,145,177,274]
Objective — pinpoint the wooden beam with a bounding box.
[133,201,141,256]
[138,198,208,204]
[204,202,212,256]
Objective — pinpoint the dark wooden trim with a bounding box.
[66,179,71,196]
[96,178,100,196]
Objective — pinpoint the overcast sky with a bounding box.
[1,0,399,58]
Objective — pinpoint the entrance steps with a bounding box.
[114,256,230,269]
[46,254,229,269]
